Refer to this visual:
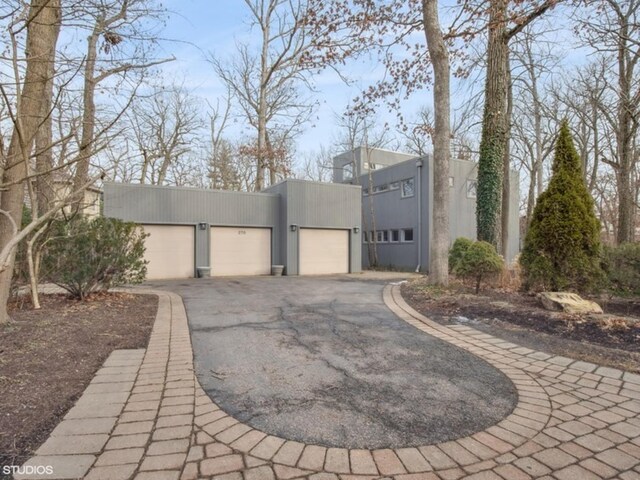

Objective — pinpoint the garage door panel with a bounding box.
[211,227,271,276]
[299,228,349,275]
[142,225,194,280]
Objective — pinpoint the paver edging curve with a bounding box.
[21,283,640,480]
[179,284,553,478]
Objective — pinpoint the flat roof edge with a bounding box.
[104,182,281,198]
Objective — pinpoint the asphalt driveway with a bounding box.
[157,276,517,449]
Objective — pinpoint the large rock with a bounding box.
[538,292,603,315]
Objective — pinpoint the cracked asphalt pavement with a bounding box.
[156,276,517,449]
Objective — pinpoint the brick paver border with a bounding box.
[16,284,640,480]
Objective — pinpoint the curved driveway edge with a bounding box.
[17,284,640,480]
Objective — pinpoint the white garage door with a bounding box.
[299,228,349,275]
[142,225,194,280]
[210,227,271,276]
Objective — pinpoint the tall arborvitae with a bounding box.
[521,120,603,292]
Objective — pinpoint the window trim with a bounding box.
[401,178,415,198]
[466,179,477,199]
[376,230,389,243]
[401,228,414,243]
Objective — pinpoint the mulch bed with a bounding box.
[0,292,157,473]
[401,278,640,374]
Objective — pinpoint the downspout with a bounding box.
[415,159,423,273]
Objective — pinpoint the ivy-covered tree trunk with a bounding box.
[477,0,509,249]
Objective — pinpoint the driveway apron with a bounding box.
[162,276,518,449]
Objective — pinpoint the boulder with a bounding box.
[538,292,603,315]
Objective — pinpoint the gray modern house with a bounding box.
[333,147,520,271]
[103,180,362,279]
[103,146,519,279]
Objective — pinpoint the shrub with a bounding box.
[448,237,474,273]
[520,121,603,292]
[453,240,504,293]
[603,243,640,295]
[44,217,148,299]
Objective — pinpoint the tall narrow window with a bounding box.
[466,179,477,198]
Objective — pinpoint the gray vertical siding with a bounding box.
[104,182,282,270]
[333,147,417,183]
[104,180,361,276]
[361,158,428,271]
[358,154,520,271]
[507,169,520,263]
[265,180,362,275]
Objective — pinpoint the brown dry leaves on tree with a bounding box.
[301,0,563,121]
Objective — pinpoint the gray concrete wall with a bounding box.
[333,147,417,183]
[436,159,520,262]
[506,169,520,264]
[105,180,361,276]
[360,158,429,271]
[265,179,362,275]
[103,182,282,269]
[358,155,520,271]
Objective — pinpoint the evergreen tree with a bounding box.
[521,120,602,292]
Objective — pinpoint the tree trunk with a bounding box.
[525,168,537,234]
[255,10,271,191]
[72,21,100,202]
[422,0,450,286]
[35,72,56,216]
[0,0,62,324]
[477,0,509,248]
[616,31,635,244]
[501,50,512,258]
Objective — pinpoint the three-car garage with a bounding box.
[105,179,361,280]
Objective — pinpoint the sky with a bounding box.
[155,0,437,156]
[151,0,586,161]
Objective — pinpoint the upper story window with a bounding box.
[390,229,400,242]
[449,176,454,187]
[466,179,477,199]
[372,183,389,193]
[401,178,415,198]
[401,228,414,242]
[389,181,400,190]
[362,187,369,195]
[376,230,389,242]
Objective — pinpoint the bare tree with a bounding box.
[211,0,316,190]
[509,22,561,232]
[130,83,202,186]
[71,0,173,199]
[422,0,451,285]
[296,146,334,182]
[0,0,62,323]
[576,0,640,244]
